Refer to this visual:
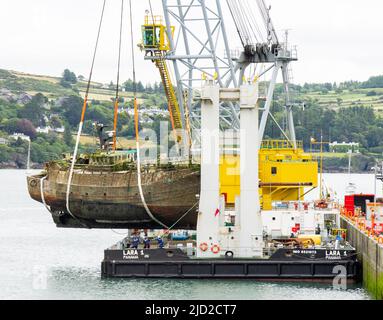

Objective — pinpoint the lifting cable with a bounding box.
[129,0,169,230]
[227,0,268,47]
[113,0,124,151]
[237,0,258,44]
[65,0,107,227]
[226,0,246,47]
[227,0,253,46]
[244,0,265,43]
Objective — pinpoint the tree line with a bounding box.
[290,75,383,94]
[264,99,383,154]
[60,68,165,94]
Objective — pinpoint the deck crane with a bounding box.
[141,0,298,146]
[226,0,298,148]
[141,0,317,210]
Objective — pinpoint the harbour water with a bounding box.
[0,170,375,300]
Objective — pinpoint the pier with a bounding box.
[341,216,383,299]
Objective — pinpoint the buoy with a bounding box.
[199,242,208,252]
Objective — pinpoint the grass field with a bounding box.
[303,89,383,111]
[79,89,145,104]
[10,71,61,84]
[1,69,153,104]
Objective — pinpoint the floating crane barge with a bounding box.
[101,83,359,280]
[104,8,359,280]
[27,0,359,281]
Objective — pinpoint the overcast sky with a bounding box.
[0,0,381,85]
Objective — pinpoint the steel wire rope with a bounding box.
[237,0,258,44]
[129,0,200,235]
[65,0,107,228]
[235,0,256,44]
[112,0,125,151]
[233,0,252,45]
[244,0,265,43]
[226,0,244,47]
[159,201,199,240]
[227,0,250,46]
[130,0,169,229]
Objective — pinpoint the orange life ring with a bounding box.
[211,244,220,254]
[378,237,383,245]
[199,242,208,252]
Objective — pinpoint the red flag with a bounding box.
[215,208,220,217]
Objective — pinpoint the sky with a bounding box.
[0,0,382,85]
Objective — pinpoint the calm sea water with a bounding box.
[0,170,374,300]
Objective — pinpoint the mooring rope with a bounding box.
[65,0,106,228]
[161,201,199,238]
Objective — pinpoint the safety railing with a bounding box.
[272,200,340,212]
[144,15,163,25]
[341,207,383,245]
[276,45,298,60]
[261,140,303,150]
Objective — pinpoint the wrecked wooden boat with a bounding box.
[27,151,200,229]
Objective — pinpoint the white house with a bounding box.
[36,126,51,134]
[329,141,360,153]
[54,127,65,133]
[9,133,30,142]
[36,126,65,134]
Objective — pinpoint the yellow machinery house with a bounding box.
[220,140,318,210]
[142,16,174,51]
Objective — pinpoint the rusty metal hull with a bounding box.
[27,163,200,229]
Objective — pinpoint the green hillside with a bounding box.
[0,69,164,103]
[1,68,383,171]
[303,88,383,111]
[0,68,168,168]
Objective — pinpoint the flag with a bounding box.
[215,208,220,217]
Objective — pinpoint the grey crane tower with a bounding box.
[147,0,299,148]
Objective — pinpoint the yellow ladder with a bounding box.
[155,56,183,130]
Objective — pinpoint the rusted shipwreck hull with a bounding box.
[27,161,200,229]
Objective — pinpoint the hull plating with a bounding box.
[27,163,200,229]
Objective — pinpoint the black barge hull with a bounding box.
[101,249,360,280]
